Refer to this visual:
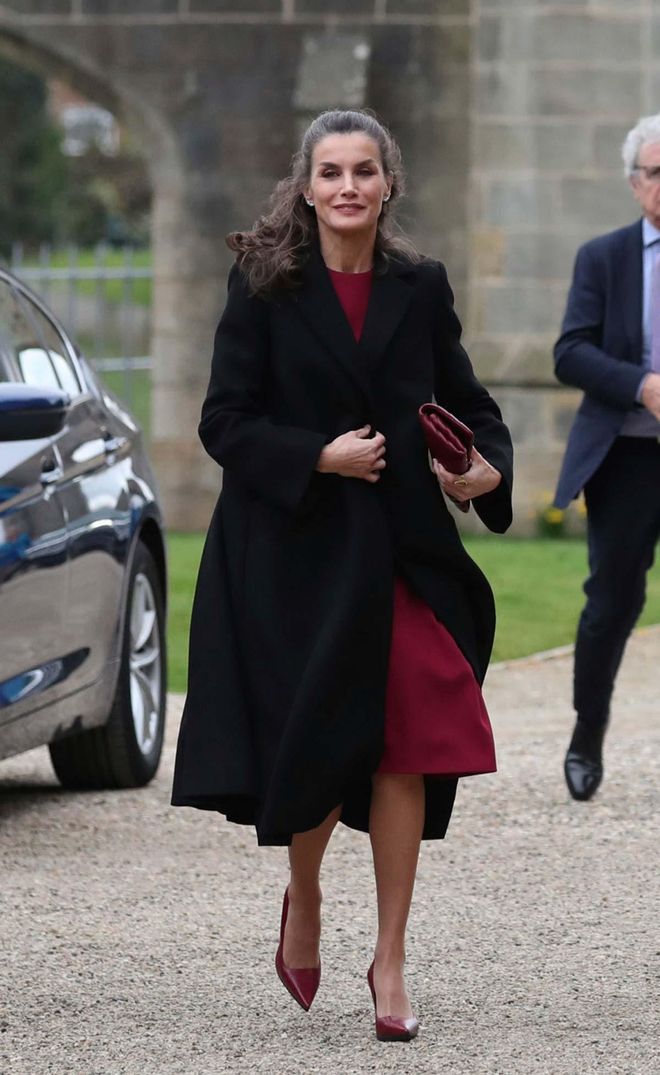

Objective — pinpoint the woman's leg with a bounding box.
[369,772,425,1016]
[283,805,342,968]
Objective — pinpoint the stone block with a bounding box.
[494,387,556,447]
[532,123,595,172]
[553,393,583,441]
[152,274,226,338]
[482,283,566,335]
[191,0,283,11]
[471,226,506,278]
[148,439,218,531]
[534,14,641,64]
[464,338,519,383]
[294,0,375,13]
[475,123,531,170]
[594,123,633,171]
[520,13,644,64]
[386,0,468,14]
[476,65,533,117]
[484,177,560,230]
[479,0,583,7]
[503,233,583,282]
[151,327,215,387]
[1,0,71,11]
[151,383,207,439]
[559,177,632,232]
[646,67,660,113]
[478,13,533,64]
[465,332,559,386]
[476,121,597,172]
[189,1,283,12]
[81,0,178,13]
[293,31,370,110]
[533,69,642,119]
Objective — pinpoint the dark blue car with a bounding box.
[0,267,167,788]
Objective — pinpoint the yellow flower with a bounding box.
[545,507,564,525]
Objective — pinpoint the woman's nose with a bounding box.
[340,174,357,195]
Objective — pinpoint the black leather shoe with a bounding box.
[564,721,606,802]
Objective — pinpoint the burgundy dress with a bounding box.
[328,267,496,778]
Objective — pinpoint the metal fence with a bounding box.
[8,243,152,419]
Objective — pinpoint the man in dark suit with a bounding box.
[554,113,660,801]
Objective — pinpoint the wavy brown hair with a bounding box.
[226,109,422,295]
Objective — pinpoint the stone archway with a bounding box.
[0,4,473,529]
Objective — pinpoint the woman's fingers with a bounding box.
[432,456,501,499]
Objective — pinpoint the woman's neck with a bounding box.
[318,228,376,274]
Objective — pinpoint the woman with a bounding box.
[172,109,513,1042]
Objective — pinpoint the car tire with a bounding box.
[49,542,166,789]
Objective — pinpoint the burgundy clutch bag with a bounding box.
[418,402,474,513]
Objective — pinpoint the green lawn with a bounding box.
[165,535,660,693]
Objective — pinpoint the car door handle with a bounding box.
[40,460,63,486]
[104,435,126,455]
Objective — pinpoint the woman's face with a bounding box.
[305,132,392,243]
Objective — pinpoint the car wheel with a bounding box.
[49,542,166,789]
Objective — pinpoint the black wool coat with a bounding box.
[171,246,513,846]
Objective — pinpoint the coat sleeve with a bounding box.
[554,241,645,409]
[431,262,513,534]
[199,265,328,512]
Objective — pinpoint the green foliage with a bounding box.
[62,146,151,248]
[0,58,151,253]
[0,59,68,255]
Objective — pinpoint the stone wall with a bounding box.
[1,1,658,532]
[467,0,660,533]
[0,1,474,529]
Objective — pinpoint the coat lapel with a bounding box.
[359,260,416,374]
[292,245,371,403]
[292,245,416,404]
[621,219,643,360]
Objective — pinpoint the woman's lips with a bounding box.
[333,204,365,213]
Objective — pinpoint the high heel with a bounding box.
[274,888,321,1011]
[367,962,419,1042]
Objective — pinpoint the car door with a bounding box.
[0,283,69,730]
[12,287,132,698]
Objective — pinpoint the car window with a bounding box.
[0,281,82,396]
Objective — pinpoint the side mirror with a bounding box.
[0,383,70,441]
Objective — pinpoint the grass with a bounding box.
[164,534,660,693]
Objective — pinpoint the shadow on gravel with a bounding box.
[0,782,78,821]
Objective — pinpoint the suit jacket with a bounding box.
[554,219,647,508]
[172,245,513,846]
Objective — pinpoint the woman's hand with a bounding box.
[432,447,501,505]
[316,425,386,483]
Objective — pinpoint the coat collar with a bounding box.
[291,243,416,405]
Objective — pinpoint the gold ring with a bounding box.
[453,477,469,487]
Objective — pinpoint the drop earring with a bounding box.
[306,198,314,206]
[383,193,391,202]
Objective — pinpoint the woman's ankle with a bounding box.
[373,943,406,970]
[287,879,322,906]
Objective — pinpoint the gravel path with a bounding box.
[1,630,658,1074]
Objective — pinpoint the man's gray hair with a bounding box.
[622,113,660,177]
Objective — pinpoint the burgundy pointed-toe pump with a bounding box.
[367,962,419,1043]
[274,888,321,1012]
